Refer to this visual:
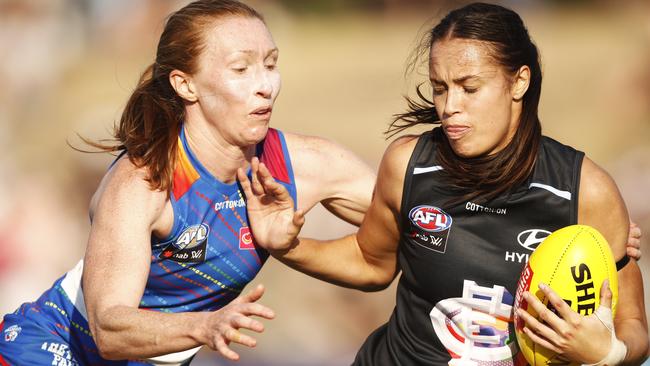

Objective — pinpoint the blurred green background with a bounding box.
[0,0,648,365]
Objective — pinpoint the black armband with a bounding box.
[616,255,630,271]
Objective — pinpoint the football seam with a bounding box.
[547,227,582,288]
[587,228,612,314]
[587,229,611,276]
[542,225,581,365]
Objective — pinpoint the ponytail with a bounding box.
[82,63,184,191]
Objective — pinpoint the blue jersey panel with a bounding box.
[141,127,297,313]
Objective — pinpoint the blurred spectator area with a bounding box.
[0,1,649,365]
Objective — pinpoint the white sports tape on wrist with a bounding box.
[583,306,628,366]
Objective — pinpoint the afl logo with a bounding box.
[409,205,453,232]
[159,223,209,263]
[174,224,209,250]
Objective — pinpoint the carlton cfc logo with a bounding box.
[409,205,453,232]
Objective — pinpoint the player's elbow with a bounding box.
[88,311,128,360]
[93,329,125,360]
[359,281,391,292]
[357,267,396,292]
[641,337,650,364]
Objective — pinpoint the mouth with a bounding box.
[250,106,273,120]
[443,124,471,141]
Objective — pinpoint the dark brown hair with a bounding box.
[389,2,542,204]
[84,0,263,192]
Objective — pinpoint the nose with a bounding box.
[256,68,273,99]
[441,88,462,120]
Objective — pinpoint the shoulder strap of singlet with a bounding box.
[255,129,297,209]
[107,150,127,170]
[172,135,201,201]
[533,137,584,224]
[399,129,437,230]
[256,128,294,185]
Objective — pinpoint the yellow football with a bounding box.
[513,225,618,366]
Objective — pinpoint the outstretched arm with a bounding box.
[284,133,376,226]
[240,136,419,291]
[83,158,275,361]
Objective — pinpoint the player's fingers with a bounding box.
[598,279,613,310]
[232,283,264,305]
[293,209,306,229]
[536,283,578,326]
[257,162,292,200]
[237,302,275,320]
[585,281,615,337]
[516,305,558,344]
[257,161,274,181]
[627,237,641,249]
[236,285,275,320]
[522,326,562,353]
[521,289,566,336]
[232,314,265,333]
[237,168,254,197]
[226,328,257,348]
[250,157,265,195]
[215,336,240,361]
[629,222,640,236]
[627,246,641,260]
[259,171,290,200]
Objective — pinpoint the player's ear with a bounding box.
[169,70,198,102]
[511,65,530,101]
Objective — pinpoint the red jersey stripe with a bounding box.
[260,129,290,184]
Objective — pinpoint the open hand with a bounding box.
[237,157,305,253]
[202,284,275,361]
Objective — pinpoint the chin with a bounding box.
[244,125,270,145]
[449,142,479,159]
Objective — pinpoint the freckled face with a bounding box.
[429,39,520,158]
[191,16,281,146]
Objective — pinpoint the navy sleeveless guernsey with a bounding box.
[354,128,584,365]
[0,128,296,365]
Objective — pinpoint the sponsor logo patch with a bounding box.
[214,198,245,211]
[465,201,507,215]
[159,224,209,263]
[409,205,453,232]
[3,325,21,342]
[517,229,551,251]
[408,205,452,253]
[239,227,255,250]
[505,228,552,264]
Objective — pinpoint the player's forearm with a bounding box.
[271,234,395,291]
[90,305,206,360]
[617,320,649,365]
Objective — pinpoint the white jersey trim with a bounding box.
[61,259,88,320]
[528,182,571,200]
[145,346,202,365]
[414,165,443,175]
